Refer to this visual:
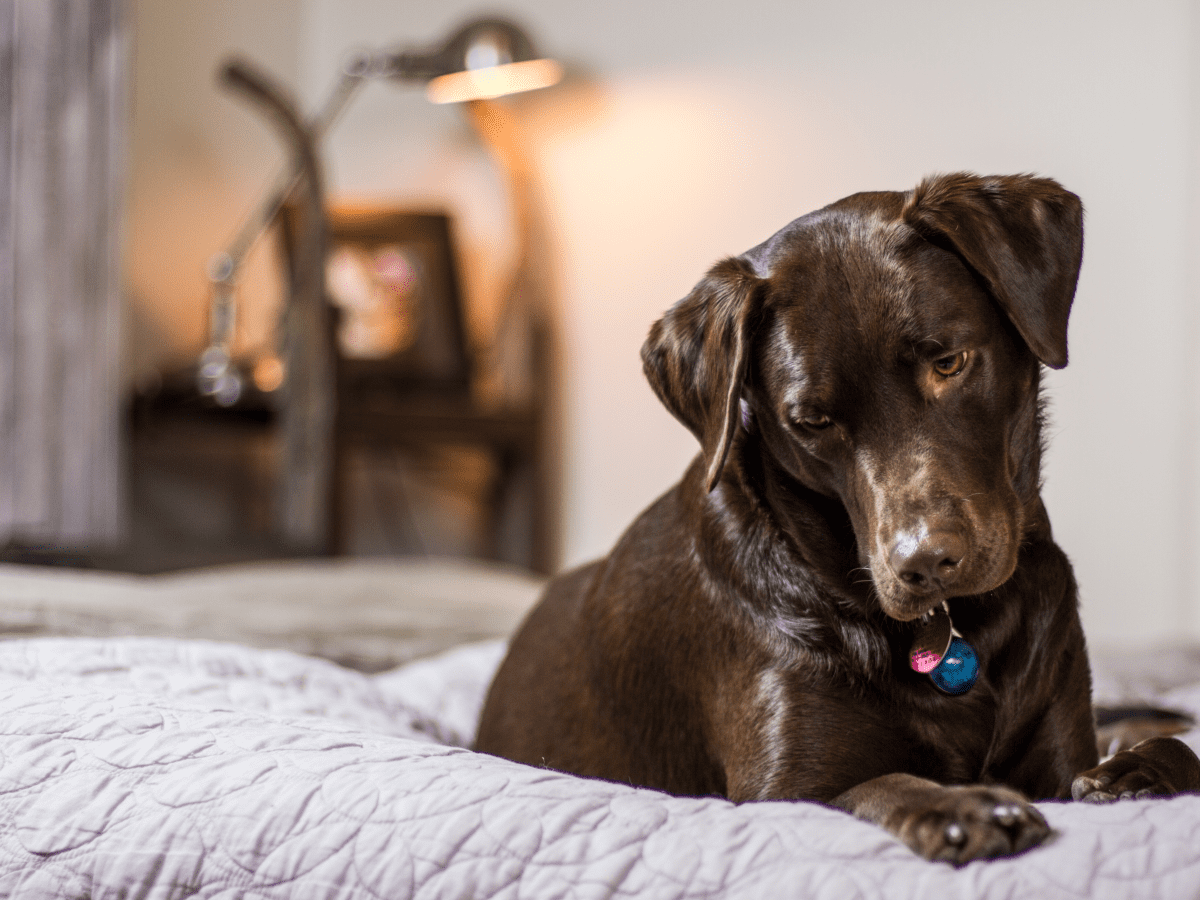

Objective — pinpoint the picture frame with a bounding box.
[283,206,473,395]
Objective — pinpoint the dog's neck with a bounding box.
[690,446,894,680]
[726,437,875,604]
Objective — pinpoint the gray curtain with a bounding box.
[0,0,128,548]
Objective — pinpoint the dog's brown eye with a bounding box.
[933,352,968,378]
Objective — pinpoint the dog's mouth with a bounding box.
[878,595,950,624]
[869,544,1017,622]
[877,589,956,623]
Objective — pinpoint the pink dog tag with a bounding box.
[909,605,953,673]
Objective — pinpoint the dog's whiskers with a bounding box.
[848,565,876,589]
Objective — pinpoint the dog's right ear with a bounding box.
[642,257,765,492]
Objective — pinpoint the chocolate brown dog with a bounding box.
[476,173,1200,864]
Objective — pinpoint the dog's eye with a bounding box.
[798,414,834,430]
[933,352,968,378]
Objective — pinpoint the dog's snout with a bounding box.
[889,528,966,594]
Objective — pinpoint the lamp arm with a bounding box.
[218,58,324,245]
[208,54,369,296]
[217,57,339,551]
[199,52,368,402]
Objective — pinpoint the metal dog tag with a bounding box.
[909,605,953,673]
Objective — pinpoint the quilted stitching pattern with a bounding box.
[0,638,1195,899]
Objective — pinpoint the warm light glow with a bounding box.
[426,58,563,104]
[253,355,285,392]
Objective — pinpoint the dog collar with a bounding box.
[909,602,979,695]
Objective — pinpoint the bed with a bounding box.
[0,559,1197,898]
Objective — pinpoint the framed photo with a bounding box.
[284,206,473,394]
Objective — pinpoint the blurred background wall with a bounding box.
[125,0,1200,648]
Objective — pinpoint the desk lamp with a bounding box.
[199,17,562,405]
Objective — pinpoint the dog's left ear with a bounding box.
[642,257,765,492]
[903,173,1083,369]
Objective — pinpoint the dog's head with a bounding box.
[642,173,1083,621]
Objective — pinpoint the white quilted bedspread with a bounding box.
[0,638,1198,899]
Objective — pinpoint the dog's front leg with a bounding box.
[831,773,1051,865]
[1072,736,1200,802]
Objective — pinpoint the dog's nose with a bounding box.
[890,529,966,594]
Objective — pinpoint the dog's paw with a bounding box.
[1072,736,1200,802]
[897,785,1051,866]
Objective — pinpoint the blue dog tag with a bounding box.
[929,636,979,695]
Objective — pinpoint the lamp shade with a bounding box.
[386,18,562,103]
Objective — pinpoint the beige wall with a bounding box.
[128,0,1200,648]
[125,0,302,379]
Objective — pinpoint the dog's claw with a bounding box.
[899,784,1051,864]
[1071,775,1111,802]
[992,803,1020,827]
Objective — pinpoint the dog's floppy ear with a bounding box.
[642,257,764,492]
[902,173,1083,369]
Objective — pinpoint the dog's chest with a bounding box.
[750,658,1005,793]
[902,687,1001,780]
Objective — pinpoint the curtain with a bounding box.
[0,0,128,548]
